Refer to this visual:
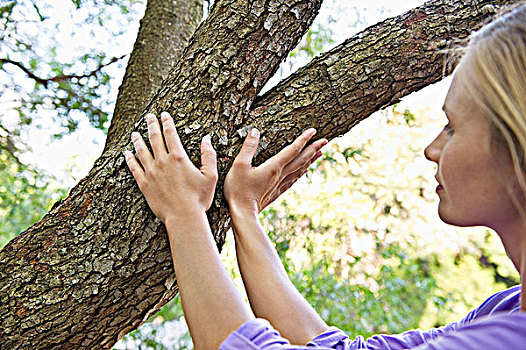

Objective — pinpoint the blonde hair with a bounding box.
[462,4,526,310]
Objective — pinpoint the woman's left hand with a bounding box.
[224,128,327,217]
[124,112,218,223]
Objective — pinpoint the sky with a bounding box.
[1,0,447,188]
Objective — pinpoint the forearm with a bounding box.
[165,211,254,350]
[230,208,329,345]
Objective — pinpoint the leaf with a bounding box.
[0,1,15,19]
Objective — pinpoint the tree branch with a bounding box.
[0,56,126,88]
[138,0,324,170]
[0,123,23,166]
[103,0,204,151]
[242,0,511,163]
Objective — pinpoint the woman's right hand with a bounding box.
[224,128,327,217]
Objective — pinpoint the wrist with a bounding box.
[229,208,265,243]
[164,208,208,235]
[227,201,258,221]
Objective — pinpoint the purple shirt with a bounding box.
[220,285,526,349]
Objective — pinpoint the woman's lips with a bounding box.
[434,175,443,193]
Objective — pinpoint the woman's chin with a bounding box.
[438,204,464,227]
[437,205,481,228]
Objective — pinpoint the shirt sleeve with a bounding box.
[219,318,447,350]
[411,313,526,350]
[219,319,349,350]
[220,312,526,350]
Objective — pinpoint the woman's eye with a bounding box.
[443,123,454,135]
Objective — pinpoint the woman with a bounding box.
[124,5,526,349]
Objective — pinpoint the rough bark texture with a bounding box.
[0,0,517,349]
[104,0,203,152]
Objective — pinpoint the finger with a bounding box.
[262,171,303,211]
[271,168,309,204]
[272,128,317,168]
[160,111,186,156]
[281,151,320,186]
[124,150,146,186]
[146,113,166,158]
[201,134,218,181]
[131,131,154,169]
[260,154,316,212]
[235,128,260,166]
[282,138,327,176]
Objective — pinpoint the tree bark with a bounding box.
[0,0,516,349]
[103,0,203,152]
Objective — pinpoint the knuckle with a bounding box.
[202,148,216,157]
[169,152,185,163]
[144,167,156,179]
[269,165,280,177]
[149,129,161,137]
[156,157,168,168]
[133,141,143,150]
[210,172,219,183]
[131,166,142,177]
[163,125,175,134]
[233,158,246,168]
[137,178,148,191]
[246,140,258,149]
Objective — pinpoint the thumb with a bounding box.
[201,134,217,179]
[236,128,260,165]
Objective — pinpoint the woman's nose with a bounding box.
[424,135,441,163]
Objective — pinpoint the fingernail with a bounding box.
[250,128,260,137]
[160,111,170,120]
[145,113,155,122]
[306,128,316,136]
[321,139,328,146]
[123,150,132,159]
[131,132,140,141]
[203,134,211,144]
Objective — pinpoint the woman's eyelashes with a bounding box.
[443,123,454,135]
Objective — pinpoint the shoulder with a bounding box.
[462,285,521,322]
[418,312,526,350]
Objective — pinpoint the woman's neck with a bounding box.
[496,221,523,273]
[494,215,526,311]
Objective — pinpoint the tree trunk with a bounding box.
[0,0,516,348]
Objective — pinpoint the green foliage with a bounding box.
[0,148,65,249]
[288,25,336,66]
[262,208,435,337]
[0,0,143,151]
[0,0,142,248]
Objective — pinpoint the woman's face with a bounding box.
[424,62,518,230]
